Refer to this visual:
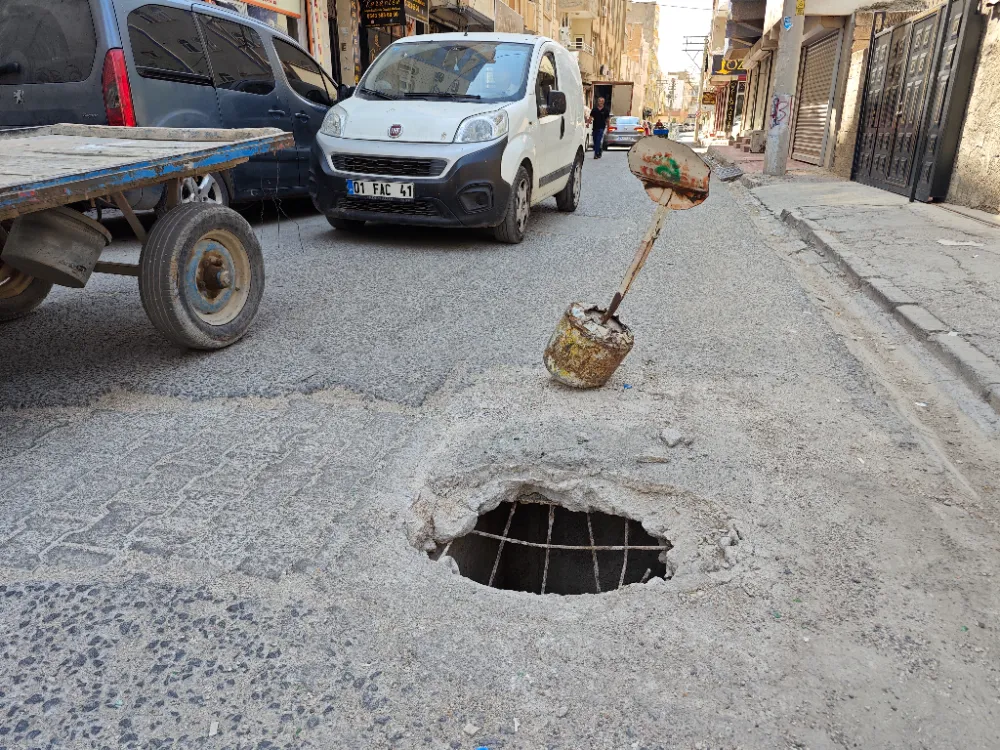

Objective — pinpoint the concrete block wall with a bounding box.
[947,5,1000,214]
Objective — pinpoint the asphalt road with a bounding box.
[2,145,999,749]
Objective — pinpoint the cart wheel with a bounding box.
[0,226,53,323]
[138,203,263,350]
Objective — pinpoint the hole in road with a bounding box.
[429,492,672,595]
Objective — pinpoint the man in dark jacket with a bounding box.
[587,96,611,159]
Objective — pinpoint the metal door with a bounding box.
[852,0,981,198]
[853,29,891,180]
[791,32,840,165]
[912,0,982,201]
[884,11,941,189]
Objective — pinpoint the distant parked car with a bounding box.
[603,116,646,149]
[0,0,340,210]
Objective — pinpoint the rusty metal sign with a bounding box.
[627,137,710,208]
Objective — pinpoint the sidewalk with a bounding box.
[709,147,1000,415]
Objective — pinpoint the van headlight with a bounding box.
[455,110,509,143]
[320,106,347,137]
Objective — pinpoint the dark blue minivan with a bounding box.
[0,0,340,209]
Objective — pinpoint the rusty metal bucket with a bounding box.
[543,137,711,389]
[543,302,635,389]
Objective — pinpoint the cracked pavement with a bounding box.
[2,151,1000,749]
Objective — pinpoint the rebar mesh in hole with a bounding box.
[434,495,672,595]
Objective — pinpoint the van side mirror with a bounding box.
[339,84,354,100]
[546,90,567,116]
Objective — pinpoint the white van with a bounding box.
[308,33,586,244]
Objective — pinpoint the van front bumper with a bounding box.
[309,138,510,229]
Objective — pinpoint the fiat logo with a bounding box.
[388,124,402,138]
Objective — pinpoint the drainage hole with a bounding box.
[429,493,672,595]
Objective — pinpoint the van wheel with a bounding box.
[0,227,53,323]
[327,217,366,231]
[556,153,583,212]
[156,172,230,217]
[493,166,531,244]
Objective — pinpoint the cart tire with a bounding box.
[327,216,365,232]
[0,226,53,323]
[139,203,263,350]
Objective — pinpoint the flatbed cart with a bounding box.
[0,125,293,349]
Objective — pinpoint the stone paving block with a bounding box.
[894,305,949,340]
[129,515,211,559]
[929,333,1000,398]
[863,277,917,309]
[64,502,152,550]
[43,545,114,569]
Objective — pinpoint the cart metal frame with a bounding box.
[0,125,293,349]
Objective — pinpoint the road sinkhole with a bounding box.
[429,492,672,595]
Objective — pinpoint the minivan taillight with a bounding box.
[102,49,136,127]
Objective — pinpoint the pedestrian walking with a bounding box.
[587,97,611,159]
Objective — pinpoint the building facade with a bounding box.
[702,0,1000,213]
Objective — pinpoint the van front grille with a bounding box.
[331,154,447,178]
[337,196,441,217]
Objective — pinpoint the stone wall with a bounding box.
[947,6,1000,213]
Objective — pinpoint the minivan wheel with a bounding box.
[556,152,583,212]
[493,166,531,244]
[180,173,229,206]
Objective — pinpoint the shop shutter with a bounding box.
[791,33,839,164]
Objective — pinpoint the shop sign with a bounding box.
[702,91,717,106]
[404,0,428,20]
[361,0,404,27]
[710,55,745,76]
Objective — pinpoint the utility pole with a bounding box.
[764,0,804,175]
[690,36,708,146]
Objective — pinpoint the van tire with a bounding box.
[327,217,366,232]
[156,172,231,218]
[0,227,53,323]
[493,165,531,244]
[556,152,583,212]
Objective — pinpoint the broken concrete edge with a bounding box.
[778,208,1000,416]
[928,333,1000,400]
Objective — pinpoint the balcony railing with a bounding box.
[567,39,595,54]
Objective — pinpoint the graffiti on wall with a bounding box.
[769,94,793,133]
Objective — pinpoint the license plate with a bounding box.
[347,180,414,200]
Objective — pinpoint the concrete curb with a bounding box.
[778,209,1000,415]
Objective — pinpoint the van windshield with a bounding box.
[358,41,532,102]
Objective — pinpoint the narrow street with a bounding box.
[2,147,999,749]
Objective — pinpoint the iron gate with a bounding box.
[851,0,982,200]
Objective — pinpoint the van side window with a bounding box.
[535,51,557,116]
[273,38,337,106]
[197,15,275,95]
[127,5,212,86]
[0,0,97,85]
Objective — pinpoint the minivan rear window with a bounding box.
[128,5,212,85]
[0,0,97,84]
